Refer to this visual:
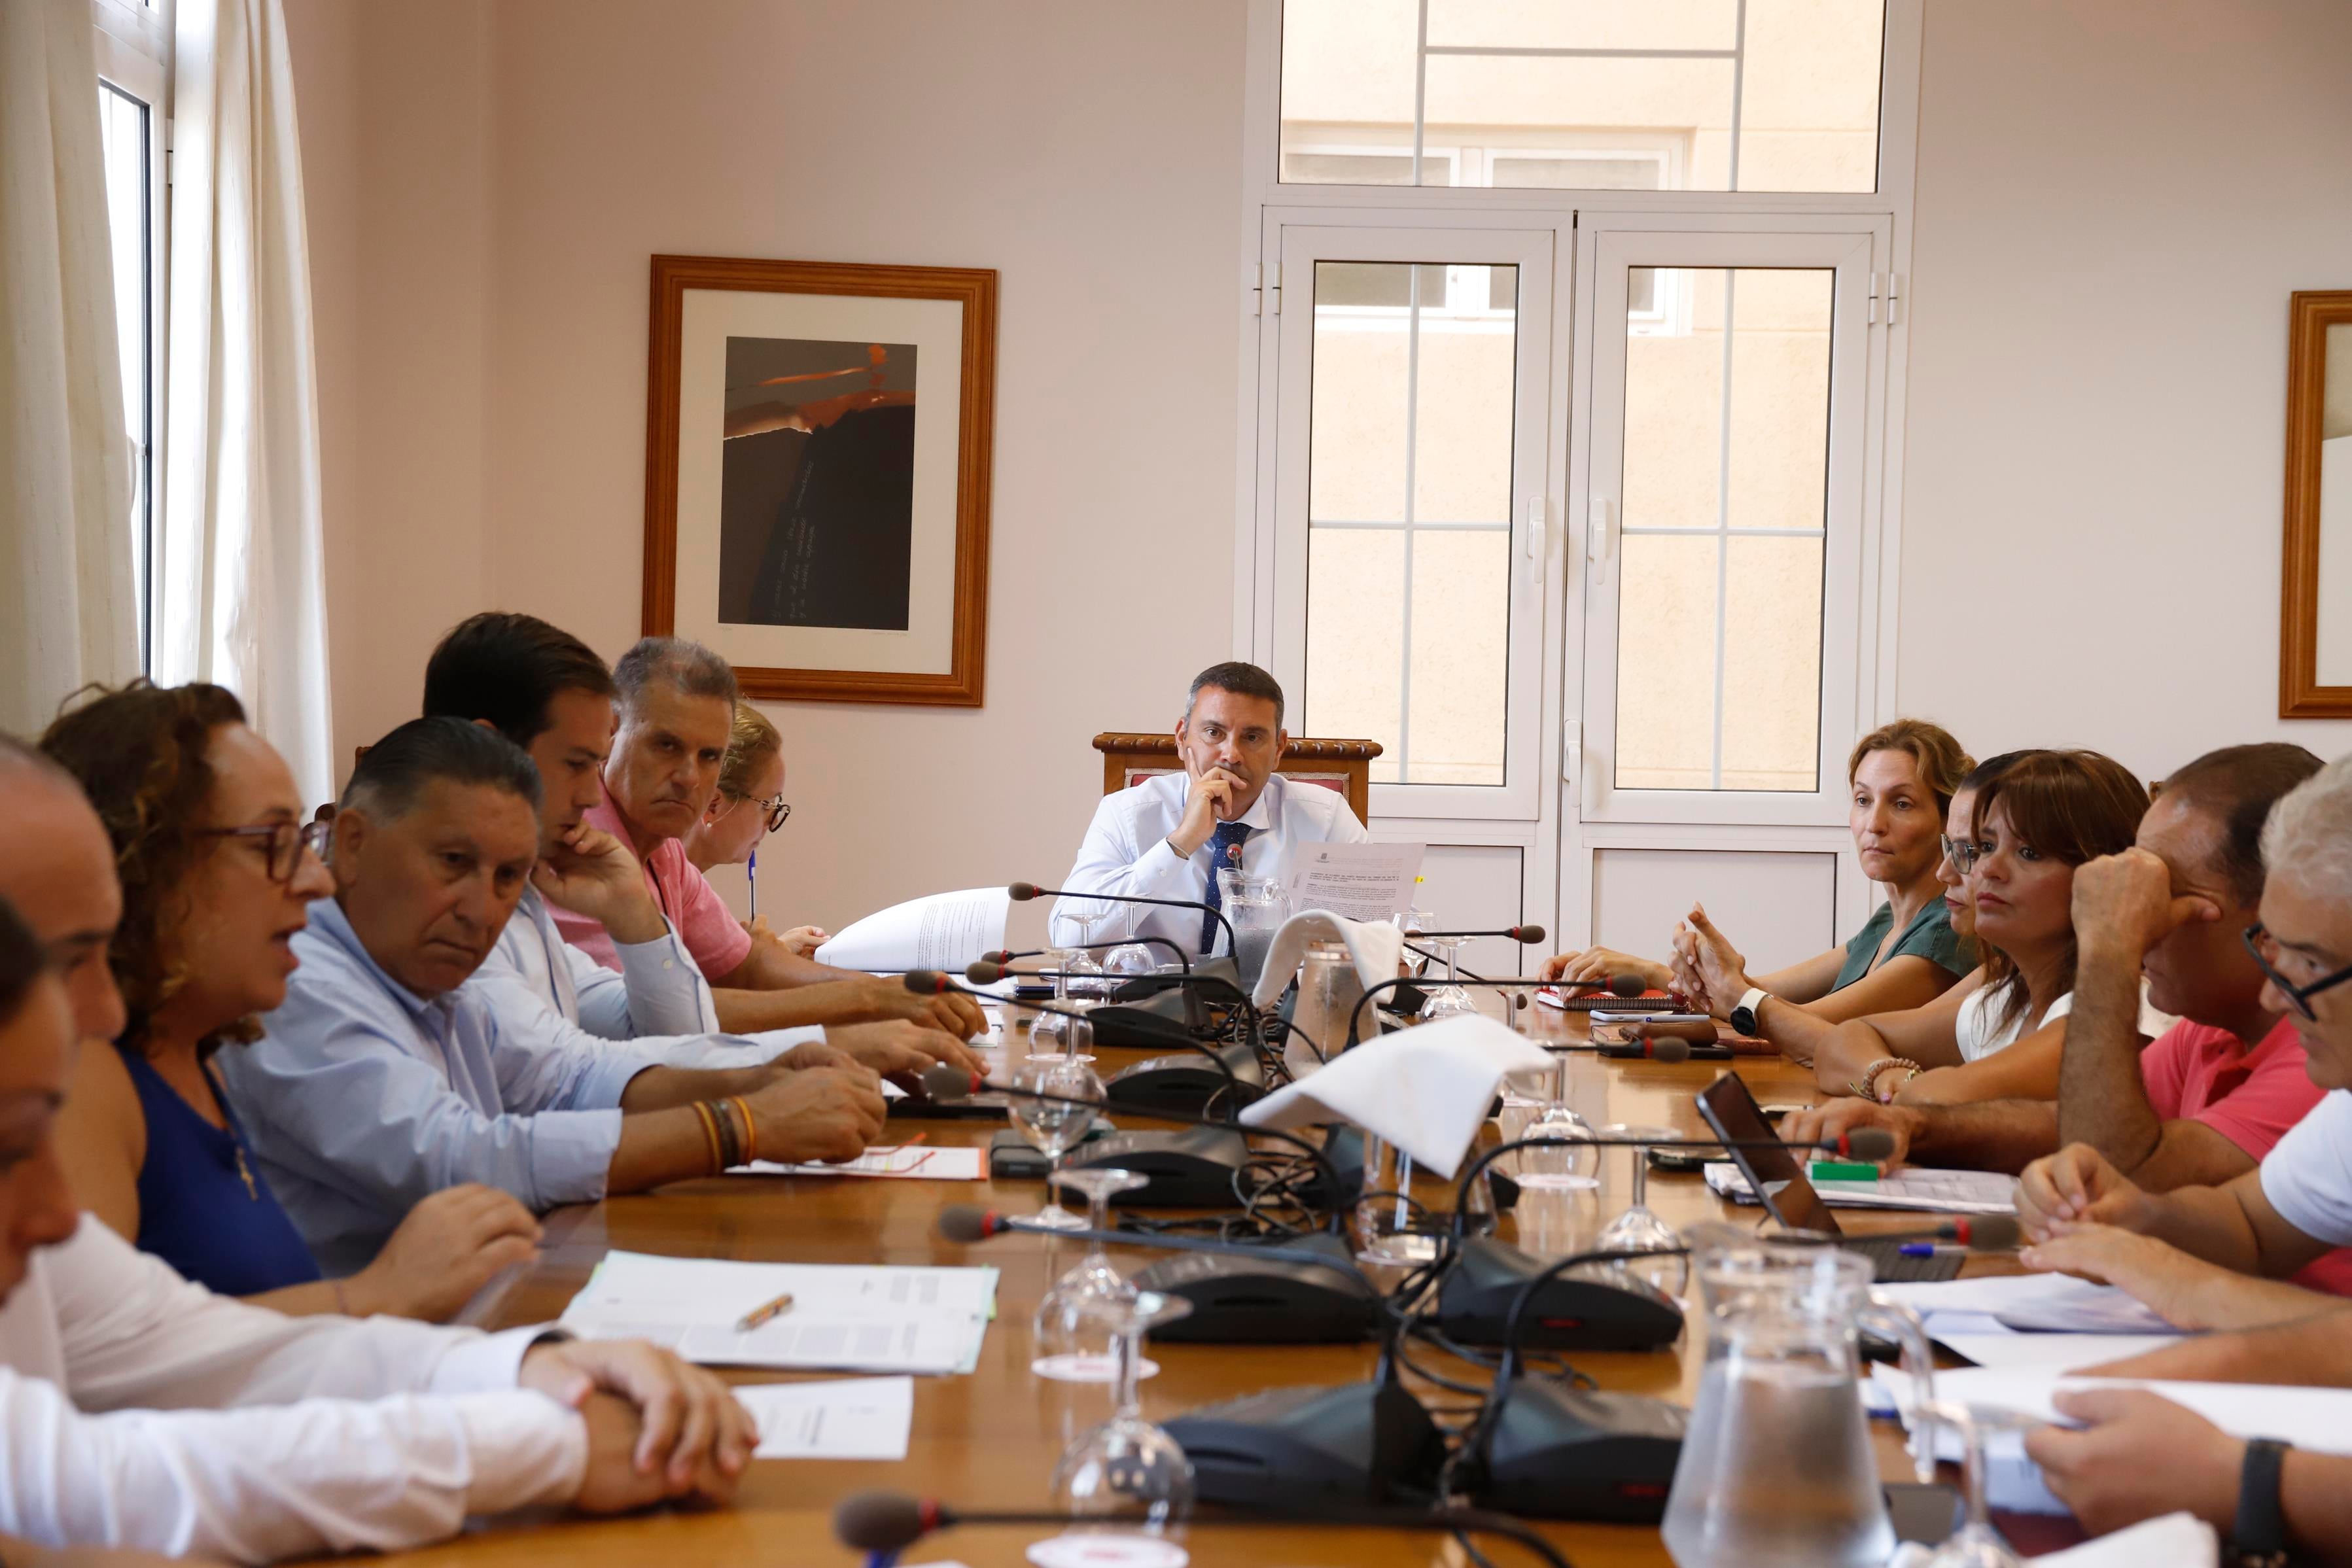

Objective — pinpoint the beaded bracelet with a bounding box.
[1848,1055,1924,1100]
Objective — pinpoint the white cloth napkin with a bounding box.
[1239,1012,1550,1179]
[1246,910,1405,1009]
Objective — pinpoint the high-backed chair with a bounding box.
[1091,733,1383,824]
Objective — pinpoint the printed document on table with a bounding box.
[733,1145,986,1181]
[1286,841,1425,925]
[1872,1272,2185,1335]
[735,1376,915,1461]
[815,886,1009,973]
[561,1251,998,1374]
[1704,1162,2018,1215]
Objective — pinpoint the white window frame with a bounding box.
[1573,216,1888,830]
[91,0,172,671]
[1233,0,1923,946]
[1267,217,1554,821]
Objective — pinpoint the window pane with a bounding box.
[1613,266,1831,792]
[1280,0,1884,193]
[96,83,152,665]
[1303,259,1517,787]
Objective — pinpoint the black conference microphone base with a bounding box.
[1434,1236,1685,1353]
[1473,1378,1691,1523]
[1131,1230,1382,1345]
[1161,1376,1450,1510]
[1103,1039,1265,1117]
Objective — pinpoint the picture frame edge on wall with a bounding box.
[2279,288,2352,718]
[641,253,997,708]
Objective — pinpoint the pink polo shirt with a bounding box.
[2141,1015,2352,1296]
[550,784,755,981]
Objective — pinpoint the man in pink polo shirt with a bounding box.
[1785,744,2334,1218]
[552,638,983,1043]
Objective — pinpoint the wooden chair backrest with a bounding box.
[1090,733,1382,824]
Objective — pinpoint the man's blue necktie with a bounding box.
[1201,820,1253,954]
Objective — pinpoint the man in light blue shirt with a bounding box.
[1054,661,1370,960]
[222,719,891,1274]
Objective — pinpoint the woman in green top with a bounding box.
[1544,720,1976,1033]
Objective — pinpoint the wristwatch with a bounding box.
[1729,986,1770,1037]
[2230,1437,2294,1567]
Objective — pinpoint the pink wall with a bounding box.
[285,0,1250,929]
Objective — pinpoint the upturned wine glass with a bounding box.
[1918,1402,2028,1568]
[1032,1167,1151,1384]
[1028,1291,1196,1568]
[1591,1123,1689,1295]
[1009,1053,1104,1231]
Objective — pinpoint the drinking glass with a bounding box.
[1061,911,1110,1005]
[1009,1053,1104,1231]
[1102,941,1157,989]
[1511,1054,1600,1193]
[1591,1124,1689,1295]
[1918,1402,2027,1568]
[1031,1291,1196,1568]
[1032,1167,1151,1384]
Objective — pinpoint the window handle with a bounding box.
[1526,495,1546,561]
[1587,496,1616,580]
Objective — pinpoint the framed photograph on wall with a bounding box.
[2279,288,2352,717]
[643,254,996,705]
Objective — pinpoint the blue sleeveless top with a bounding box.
[118,1045,323,1296]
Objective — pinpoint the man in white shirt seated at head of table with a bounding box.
[0,882,754,1565]
[2020,753,2352,1558]
[1052,661,1369,965]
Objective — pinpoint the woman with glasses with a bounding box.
[1553,720,1980,1032]
[40,682,541,1319]
[682,700,825,959]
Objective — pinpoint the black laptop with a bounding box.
[1695,1071,1963,1285]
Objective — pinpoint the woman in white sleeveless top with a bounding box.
[1810,749,2156,1102]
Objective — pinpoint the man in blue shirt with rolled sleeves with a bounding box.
[220,718,889,1274]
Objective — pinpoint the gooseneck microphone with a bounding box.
[832,1490,1573,1568]
[1401,924,1548,944]
[1343,973,1562,1049]
[919,1060,1348,1231]
[979,936,1191,973]
[1008,880,1237,960]
[938,1206,1366,1281]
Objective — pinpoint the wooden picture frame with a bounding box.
[642,254,996,706]
[2279,289,2352,717]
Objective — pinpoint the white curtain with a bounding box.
[158,0,334,805]
[0,0,140,737]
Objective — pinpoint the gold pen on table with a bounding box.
[735,1292,796,1333]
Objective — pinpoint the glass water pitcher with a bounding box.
[1214,869,1288,991]
[1662,1223,1936,1568]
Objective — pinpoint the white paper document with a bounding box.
[815,886,1009,973]
[733,1145,985,1181]
[1873,1272,2186,1336]
[561,1251,998,1374]
[1880,1365,2352,1516]
[1284,841,1425,925]
[734,1376,915,1461]
[1704,1162,2019,1215]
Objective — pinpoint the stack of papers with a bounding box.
[561,1251,998,1375]
[1704,1162,2020,1215]
[1874,1272,2186,1336]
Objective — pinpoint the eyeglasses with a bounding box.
[1939,834,1989,875]
[2242,923,2352,1022]
[196,818,333,884]
[724,792,791,834]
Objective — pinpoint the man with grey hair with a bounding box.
[2012,754,2352,1553]
[548,638,985,1041]
[1051,660,1368,960]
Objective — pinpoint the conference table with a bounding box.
[357,989,2020,1568]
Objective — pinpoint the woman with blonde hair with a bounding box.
[682,700,825,958]
[1546,718,1979,1032]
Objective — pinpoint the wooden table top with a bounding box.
[354,994,2003,1568]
